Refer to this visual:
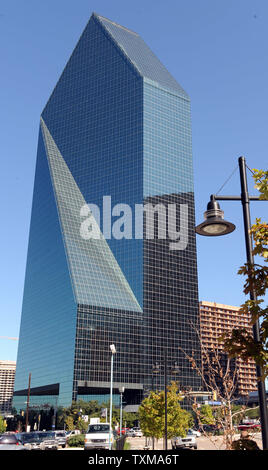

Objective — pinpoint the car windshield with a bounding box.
[56,432,65,437]
[0,434,18,444]
[87,425,109,433]
[37,432,55,440]
[19,433,39,443]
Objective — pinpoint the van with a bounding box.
[84,423,114,450]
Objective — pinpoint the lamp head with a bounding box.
[110,344,116,354]
[195,198,236,236]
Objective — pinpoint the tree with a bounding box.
[0,415,7,433]
[199,405,215,426]
[57,399,138,431]
[138,382,192,440]
[64,415,74,431]
[223,169,268,379]
[179,323,258,450]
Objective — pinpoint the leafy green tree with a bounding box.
[138,382,192,439]
[64,415,74,431]
[199,405,215,426]
[0,415,7,433]
[223,169,268,378]
[57,399,138,431]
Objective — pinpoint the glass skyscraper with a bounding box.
[14,13,201,413]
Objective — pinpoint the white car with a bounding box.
[171,431,197,450]
[188,428,201,437]
[129,427,143,437]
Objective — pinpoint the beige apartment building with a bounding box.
[199,301,257,397]
[0,360,16,415]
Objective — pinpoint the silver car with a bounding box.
[171,431,197,450]
[0,433,27,450]
[54,430,67,448]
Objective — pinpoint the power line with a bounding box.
[216,165,238,195]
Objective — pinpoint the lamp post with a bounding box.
[109,344,116,450]
[25,372,31,432]
[119,386,125,437]
[152,353,179,450]
[195,156,268,449]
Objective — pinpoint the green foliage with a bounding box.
[0,415,7,433]
[244,407,260,419]
[63,415,74,431]
[123,440,131,450]
[223,168,268,378]
[67,434,85,447]
[138,382,192,439]
[57,399,138,431]
[199,405,215,425]
[252,169,268,201]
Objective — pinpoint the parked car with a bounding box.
[188,428,201,437]
[238,423,261,431]
[66,429,81,439]
[16,432,41,450]
[54,430,67,448]
[171,431,197,450]
[0,433,26,450]
[117,427,129,436]
[37,431,58,450]
[128,427,142,437]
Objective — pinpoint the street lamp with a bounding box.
[119,386,125,437]
[152,352,179,450]
[195,156,268,450]
[109,344,116,450]
[195,197,235,236]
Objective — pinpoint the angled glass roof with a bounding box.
[93,13,189,99]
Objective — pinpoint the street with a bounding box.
[126,433,263,451]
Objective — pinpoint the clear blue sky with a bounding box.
[1,0,267,361]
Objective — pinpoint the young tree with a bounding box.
[223,169,268,378]
[138,382,192,441]
[0,415,7,433]
[199,404,215,426]
[179,324,258,450]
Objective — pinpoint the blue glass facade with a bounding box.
[14,13,201,414]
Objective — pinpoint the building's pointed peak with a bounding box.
[92,12,139,37]
[91,13,189,99]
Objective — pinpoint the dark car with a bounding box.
[16,432,42,450]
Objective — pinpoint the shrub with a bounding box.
[67,434,85,448]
